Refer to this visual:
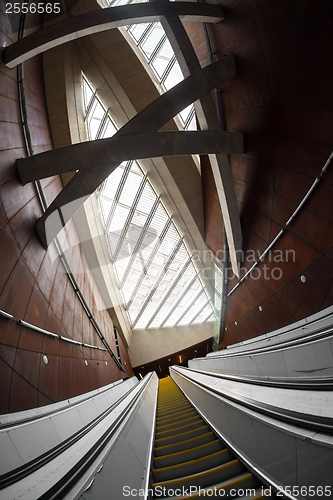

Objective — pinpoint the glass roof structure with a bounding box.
[82,74,214,329]
[107,0,196,130]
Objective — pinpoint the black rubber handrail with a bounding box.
[186,367,333,390]
[174,367,333,435]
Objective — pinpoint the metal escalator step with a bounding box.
[157,472,258,499]
[152,459,245,492]
[153,448,234,482]
[156,414,201,432]
[156,405,193,418]
[153,439,224,468]
[156,418,205,438]
[156,407,197,424]
[158,394,184,401]
[158,399,190,406]
[155,423,209,447]
[154,431,216,456]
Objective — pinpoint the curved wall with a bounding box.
[189,0,333,345]
[0,13,133,414]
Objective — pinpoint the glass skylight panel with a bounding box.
[87,100,105,140]
[141,24,165,59]
[177,290,207,326]
[101,198,112,221]
[163,277,202,327]
[192,302,213,324]
[83,78,93,109]
[82,72,213,329]
[128,22,150,43]
[106,4,197,128]
[163,60,183,90]
[103,118,118,138]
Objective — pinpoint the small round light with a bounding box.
[42,355,48,364]
[234,321,238,326]
[259,305,263,312]
[300,275,306,283]
[105,361,108,366]
[84,360,88,366]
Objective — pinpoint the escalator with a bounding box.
[151,377,274,499]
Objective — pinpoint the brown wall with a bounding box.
[0,12,133,415]
[195,0,333,345]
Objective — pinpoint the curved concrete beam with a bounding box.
[17,130,244,185]
[161,15,242,276]
[33,53,237,248]
[4,2,224,68]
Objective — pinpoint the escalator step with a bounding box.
[155,423,209,447]
[152,377,271,500]
[156,408,197,424]
[153,448,234,482]
[154,431,216,456]
[152,459,244,491]
[156,418,204,438]
[156,414,201,432]
[157,472,258,499]
[153,439,224,468]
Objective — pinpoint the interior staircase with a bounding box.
[151,377,275,499]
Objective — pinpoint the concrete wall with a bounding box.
[129,322,213,367]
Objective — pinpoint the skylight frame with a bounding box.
[82,71,213,330]
[106,0,196,130]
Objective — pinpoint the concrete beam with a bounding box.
[32,53,237,249]
[161,15,242,276]
[17,130,244,184]
[4,2,224,68]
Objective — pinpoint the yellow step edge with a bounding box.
[156,408,197,422]
[153,449,229,474]
[154,431,214,452]
[157,399,190,407]
[153,439,223,464]
[152,459,239,488]
[155,420,209,443]
[166,472,254,500]
[157,397,185,403]
[157,404,192,415]
[157,408,192,418]
[158,394,184,400]
[156,407,197,420]
[155,424,208,445]
[157,396,185,400]
[155,419,203,437]
[156,414,201,431]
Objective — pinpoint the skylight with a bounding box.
[107,0,196,130]
[82,74,213,329]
